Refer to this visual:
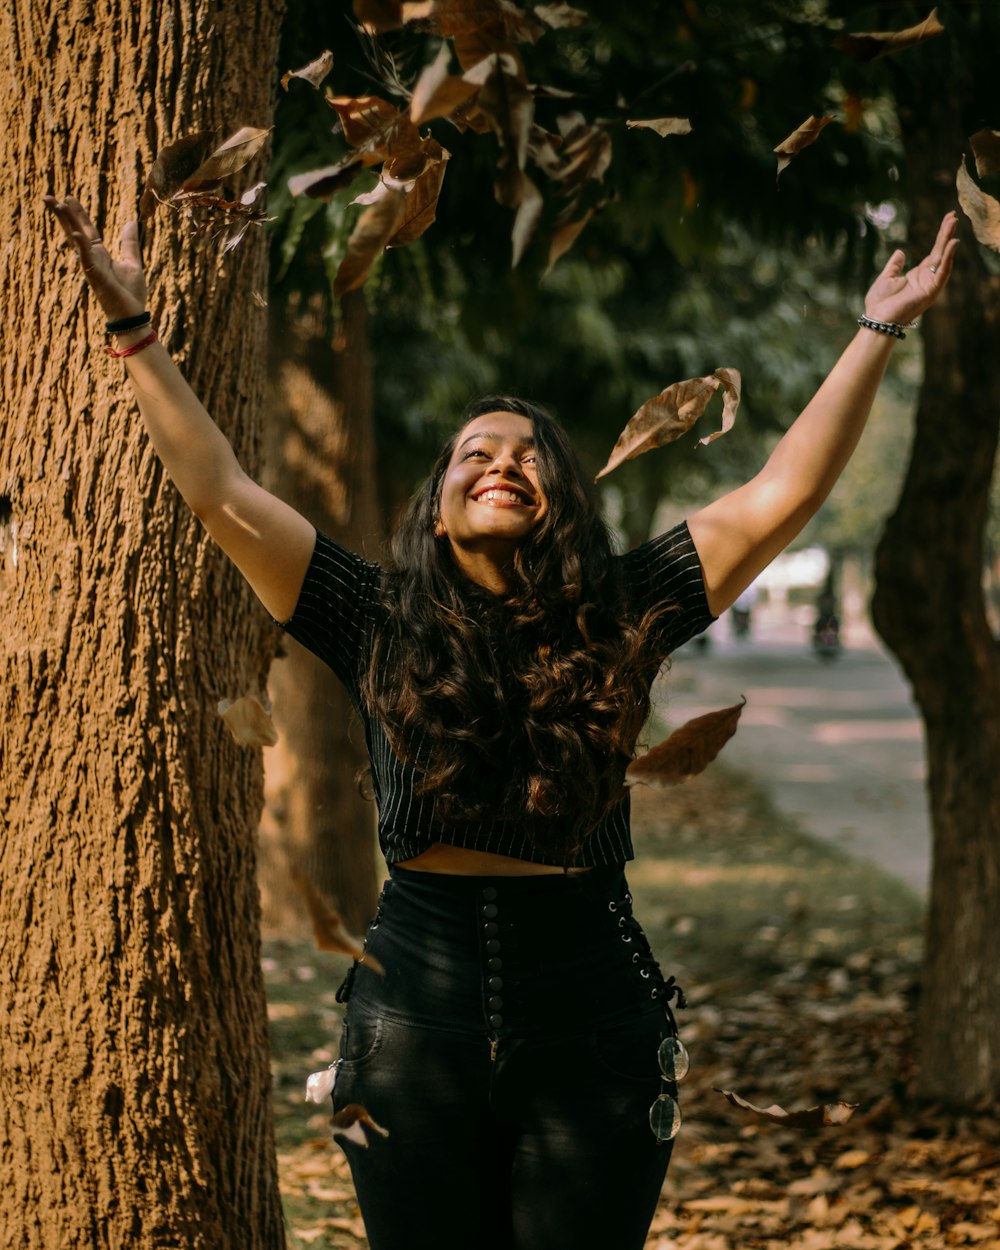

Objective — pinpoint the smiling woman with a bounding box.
[45,188,958,1250]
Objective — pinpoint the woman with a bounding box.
[44,194,957,1250]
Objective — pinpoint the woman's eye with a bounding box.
[462,448,490,460]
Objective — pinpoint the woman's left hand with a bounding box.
[863,211,959,327]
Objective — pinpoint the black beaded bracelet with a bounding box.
[106,311,152,334]
[857,314,907,339]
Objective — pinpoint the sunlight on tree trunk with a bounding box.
[0,1,286,1245]
[872,94,1000,1108]
[260,291,381,938]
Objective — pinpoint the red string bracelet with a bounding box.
[105,329,158,358]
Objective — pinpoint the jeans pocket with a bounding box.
[339,1006,385,1069]
[590,1013,664,1084]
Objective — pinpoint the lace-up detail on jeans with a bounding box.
[608,890,687,1036]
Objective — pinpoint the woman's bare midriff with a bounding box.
[395,843,592,876]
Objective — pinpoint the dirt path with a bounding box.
[660,607,930,897]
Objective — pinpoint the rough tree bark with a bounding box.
[0,1,286,1245]
[259,290,381,939]
[872,90,1000,1106]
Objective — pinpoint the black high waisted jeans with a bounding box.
[332,863,682,1250]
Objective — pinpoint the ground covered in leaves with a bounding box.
[264,765,999,1249]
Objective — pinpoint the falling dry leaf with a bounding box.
[595,368,742,480]
[388,142,450,246]
[716,1088,859,1128]
[626,117,693,138]
[626,699,746,787]
[139,132,215,219]
[410,42,479,124]
[281,50,334,92]
[288,159,366,200]
[352,0,405,32]
[330,1104,390,1147]
[698,366,740,445]
[327,95,403,150]
[181,127,272,193]
[832,7,945,62]
[774,116,835,182]
[334,188,407,297]
[544,205,595,274]
[289,868,384,971]
[508,171,543,266]
[957,155,1000,252]
[970,129,1000,180]
[218,696,278,747]
[534,2,588,28]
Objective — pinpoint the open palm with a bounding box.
[864,211,959,327]
[43,195,147,321]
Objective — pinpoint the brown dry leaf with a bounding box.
[832,6,945,62]
[218,696,278,747]
[957,155,1000,252]
[181,127,271,193]
[774,115,834,182]
[467,52,534,175]
[970,129,1000,180]
[698,367,741,446]
[289,868,384,971]
[139,132,215,219]
[626,700,746,787]
[330,1104,390,1147]
[626,117,693,138]
[431,0,503,37]
[535,2,588,28]
[352,0,404,32]
[281,49,334,91]
[594,369,741,480]
[327,94,402,149]
[551,112,612,191]
[410,42,479,124]
[388,142,451,246]
[288,159,365,200]
[715,1088,859,1128]
[499,0,547,44]
[334,188,407,298]
[544,205,595,274]
[833,1148,872,1169]
[508,171,543,266]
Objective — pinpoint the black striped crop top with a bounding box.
[275,522,715,867]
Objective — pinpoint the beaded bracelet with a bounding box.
[857,314,912,339]
[105,329,158,358]
[106,311,152,333]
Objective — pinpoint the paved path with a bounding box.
[658,608,931,898]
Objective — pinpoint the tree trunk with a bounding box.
[0,1,286,1245]
[872,93,1000,1106]
[259,291,381,939]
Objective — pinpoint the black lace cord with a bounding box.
[611,891,686,1037]
[336,890,387,1004]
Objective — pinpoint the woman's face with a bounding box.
[435,411,547,555]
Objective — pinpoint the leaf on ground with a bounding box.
[139,132,215,219]
[595,369,741,479]
[281,49,334,91]
[181,127,271,193]
[334,189,407,297]
[535,2,588,28]
[331,1104,390,1147]
[410,42,479,124]
[957,155,1000,252]
[774,116,834,182]
[626,699,746,787]
[626,117,693,138]
[832,6,944,62]
[970,129,1000,180]
[715,1088,859,1128]
[218,696,278,747]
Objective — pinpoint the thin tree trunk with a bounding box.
[0,1,286,1245]
[872,93,1000,1106]
[259,291,381,938]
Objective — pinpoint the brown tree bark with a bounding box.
[872,93,1000,1106]
[0,1,286,1245]
[258,291,381,939]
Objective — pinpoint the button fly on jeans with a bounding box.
[486,939,501,954]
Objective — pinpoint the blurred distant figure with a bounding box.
[730,581,759,640]
[813,572,841,660]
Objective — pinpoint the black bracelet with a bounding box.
[106,311,152,334]
[857,314,907,340]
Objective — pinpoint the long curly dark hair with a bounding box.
[362,396,672,861]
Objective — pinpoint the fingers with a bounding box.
[879,248,906,281]
[923,210,959,275]
[121,220,143,268]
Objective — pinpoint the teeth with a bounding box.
[477,490,526,504]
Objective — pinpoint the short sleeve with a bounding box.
[620,521,717,654]
[273,530,383,695]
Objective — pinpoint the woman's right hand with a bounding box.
[43,195,147,321]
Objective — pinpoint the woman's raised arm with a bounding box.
[688,211,959,617]
[44,195,315,623]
